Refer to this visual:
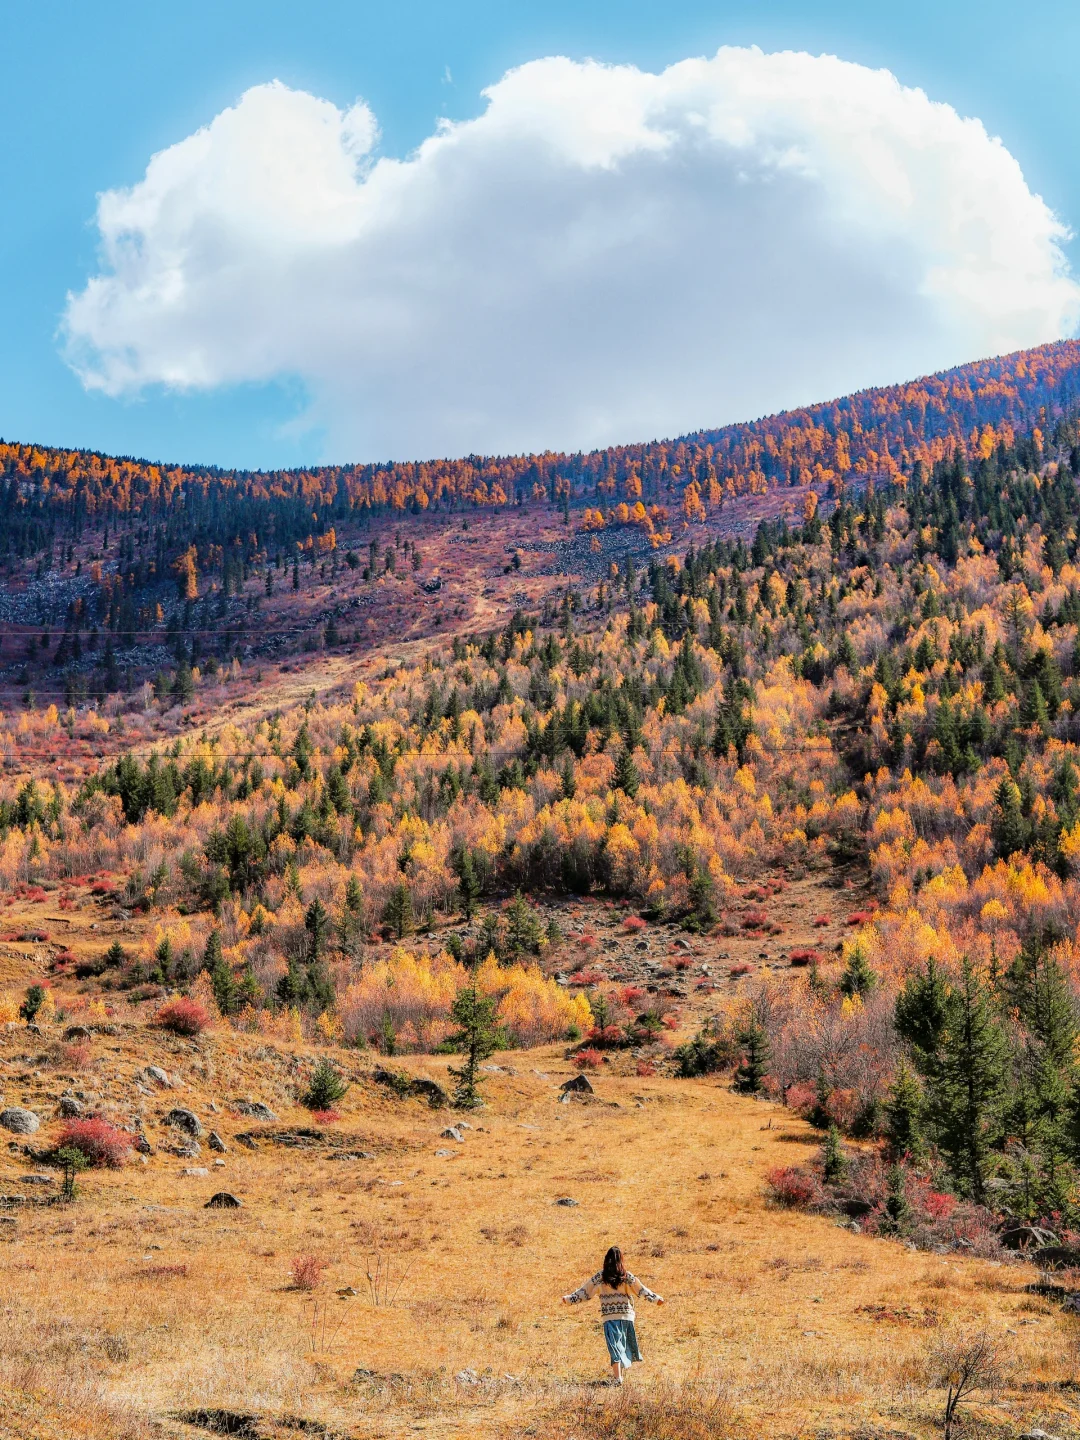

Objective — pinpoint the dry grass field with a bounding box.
[0,1005,1079,1440]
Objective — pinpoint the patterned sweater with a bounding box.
[563,1271,662,1321]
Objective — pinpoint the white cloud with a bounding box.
[63,49,1080,462]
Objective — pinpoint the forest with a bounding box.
[6,350,1080,1248]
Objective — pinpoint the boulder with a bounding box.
[182,1167,209,1177]
[440,1127,465,1142]
[372,1069,448,1109]
[207,1131,227,1153]
[58,1096,83,1118]
[232,1100,278,1123]
[1034,1246,1080,1271]
[554,1196,579,1207]
[169,1141,201,1159]
[132,1134,153,1155]
[0,1109,39,1136]
[560,1074,594,1094]
[63,1025,92,1041]
[839,1198,874,1219]
[163,1108,202,1137]
[20,1173,53,1185]
[1001,1225,1059,1251]
[145,1066,171,1088]
[205,1192,242,1209]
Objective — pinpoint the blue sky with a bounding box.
[3,0,1080,470]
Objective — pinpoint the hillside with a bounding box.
[8,352,1080,1436]
[1,340,1080,703]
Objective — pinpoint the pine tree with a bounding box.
[614,745,639,798]
[822,1124,848,1184]
[880,1163,912,1236]
[447,984,501,1109]
[993,776,1028,859]
[204,929,238,1015]
[305,1057,348,1111]
[305,897,330,964]
[895,960,950,1071]
[884,1058,925,1160]
[734,1019,770,1094]
[454,848,481,920]
[927,959,1008,1203]
[839,942,876,998]
[383,881,414,940]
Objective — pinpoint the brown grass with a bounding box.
[1,1017,1079,1440]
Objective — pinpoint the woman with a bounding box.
[562,1246,664,1385]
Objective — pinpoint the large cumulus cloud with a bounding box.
[63,48,1080,461]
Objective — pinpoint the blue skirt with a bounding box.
[603,1319,643,1367]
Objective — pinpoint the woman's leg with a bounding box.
[610,1361,623,1384]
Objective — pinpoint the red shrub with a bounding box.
[156,998,211,1036]
[789,948,822,967]
[310,1109,341,1124]
[784,1081,817,1116]
[290,1254,329,1291]
[620,986,646,1007]
[59,1043,92,1069]
[579,930,598,951]
[741,909,768,929]
[570,968,603,987]
[671,956,692,971]
[846,911,872,926]
[730,962,753,977]
[574,1048,604,1070]
[587,1025,626,1050]
[635,1061,657,1077]
[766,1166,826,1209]
[623,916,647,933]
[812,915,830,927]
[56,1118,133,1168]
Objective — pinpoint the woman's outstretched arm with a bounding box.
[626,1273,664,1304]
[562,1272,602,1304]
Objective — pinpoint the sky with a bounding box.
[3,0,1080,471]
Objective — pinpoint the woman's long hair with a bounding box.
[601,1246,627,1287]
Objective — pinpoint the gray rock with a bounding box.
[440,1126,465,1142]
[20,1173,53,1185]
[207,1131,227,1153]
[182,1166,209,1177]
[435,1148,453,1157]
[145,1066,171,1088]
[554,1197,579,1207]
[232,1100,277,1122]
[205,1192,242,1208]
[1019,1431,1063,1440]
[0,1109,39,1136]
[63,1025,92,1041]
[1034,1245,1080,1270]
[163,1107,202,1137]
[1001,1224,1058,1251]
[560,1074,593,1094]
[58,1096,84,1118]
[169,1141,201,1159]
[132,1134,153,1155]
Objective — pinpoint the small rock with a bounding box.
[232,1100,278,1122]
[145,1066,171,1088]
[435,1148,453,1157]
[208,1100,219,1113]
[440,1127,465,1142]
[554,1197,579,1207]
[214,1159,226,1167]
[58,1096,84,1118]
[0,1109,39,1136]
[182,1167,209,1177]
[207,1131,227,1153]
[455,1368,480,1386]
[205,1192,242,1209]
[163,1108,202,1137]
[132,1134,153,1155]
[170,1141,201,1159]
[337,1286,359,1297]
[1019,1431,1063,1440]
